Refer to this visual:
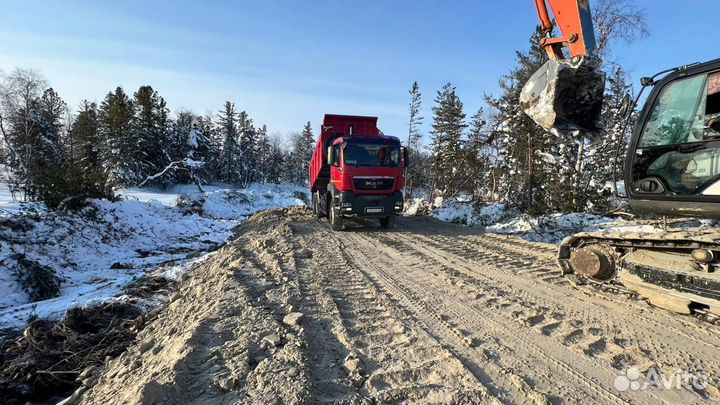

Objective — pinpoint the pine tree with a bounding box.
[430,83,466,198]
[36,88,66,163]
[167,111,194,184]
[69,101,100,172]
[406,81,424,196]
[255,124,270,183]
[464,108,490,198]
[266,135,285,184]
[161,110,215,187]
[27,89,67,201]
[98,87,140,186]
[133,85,171,187]
[3,87,67,201]
[237,111,256,185]
[63,100,112,200]
[286,122,315,185]
[198,113,220,182]
[216,102,242,184]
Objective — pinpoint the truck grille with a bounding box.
[353,177,394,191]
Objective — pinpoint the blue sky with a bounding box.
[0,0,718,144]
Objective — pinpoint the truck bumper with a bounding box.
[336,191,403,218]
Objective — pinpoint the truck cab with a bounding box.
[309,114,406,230]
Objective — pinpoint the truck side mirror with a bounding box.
[327,146,335,166]
[402,147,409,169]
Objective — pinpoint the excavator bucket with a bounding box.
[520,56,605,133]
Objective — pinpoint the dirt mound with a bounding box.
[76,207,314,405]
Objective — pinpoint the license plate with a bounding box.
[365,207,384,214]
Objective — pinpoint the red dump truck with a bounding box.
[309,114,407,230]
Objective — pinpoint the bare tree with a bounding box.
[0,69,50,199]
[593,0,649,58]
[0,69,47,172]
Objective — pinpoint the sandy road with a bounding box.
[78,208,720,405]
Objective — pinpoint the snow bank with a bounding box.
[422,196,674,245]
[432,200,507,227]
[0,183,306,331]
[486,212,618,244]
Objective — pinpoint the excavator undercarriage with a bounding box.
[559,228,720,316]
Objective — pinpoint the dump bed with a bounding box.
[309,114,380,192]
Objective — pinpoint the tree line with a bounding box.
[0,71,315,208]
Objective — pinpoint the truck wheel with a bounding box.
[379,215,395,229]
[329,206,344,231]
[312,193,323,218]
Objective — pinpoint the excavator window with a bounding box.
[639,74,707,148]
[634,71,720,195]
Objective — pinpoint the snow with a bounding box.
[188,129,199,149]
[0,166,23,214]
[0,184,22,214]
[423,197,682,245]
[0,182,307,331]
[431,200,507,228]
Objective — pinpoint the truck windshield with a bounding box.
[344,144,400,167]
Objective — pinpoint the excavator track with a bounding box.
[564,270,720,326]
[559,226,720,321]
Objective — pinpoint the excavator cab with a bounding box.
[521,0,605,133]
[626,59,720,219]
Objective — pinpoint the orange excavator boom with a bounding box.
[534,0,598,60]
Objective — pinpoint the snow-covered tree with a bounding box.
[485,28,553,214]
[0,69,71,202]
[237,111,256,185]
[286,122,315,185]
[463,107,490,198]
[132,85,171,187]
[430,83,466,198]
[265,134,286,184]
[0,69,48,199]
[406,81,424,196]
[98,87,143,186]
[216,102,242,184]
[68,101,100,172]
[255,124,270,183]
[164,110,216,185]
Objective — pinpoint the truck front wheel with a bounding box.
[329,205,344,231]
[379,215,395,229]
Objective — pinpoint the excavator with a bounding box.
[522,0,720,317]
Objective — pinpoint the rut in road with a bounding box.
[77,208,720,405]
